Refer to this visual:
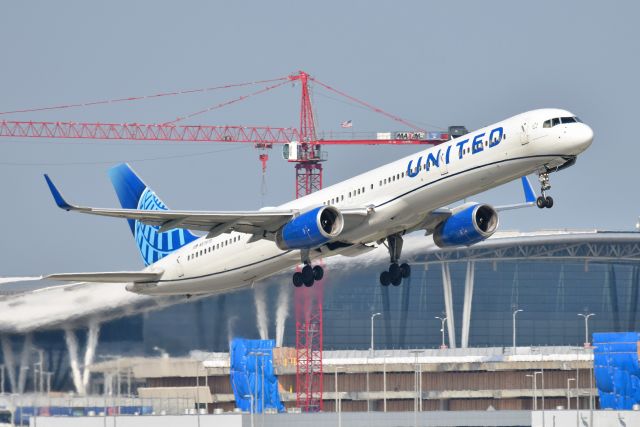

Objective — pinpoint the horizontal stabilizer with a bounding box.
[494,176,537,211]
[46,271,163,283]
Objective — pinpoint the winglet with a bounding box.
[44,174,74,211]
[521,176,536,203]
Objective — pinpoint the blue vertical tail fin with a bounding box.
[108,163,197,266]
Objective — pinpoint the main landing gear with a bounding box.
[379,233,411,287]
[292,249,324,288]
[536,171,554,209]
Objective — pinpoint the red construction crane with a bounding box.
[0,71,447,412]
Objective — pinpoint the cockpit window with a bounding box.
[543,116,581,128]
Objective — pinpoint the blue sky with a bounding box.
[0,1,638,274]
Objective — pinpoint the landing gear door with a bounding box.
[439,150,448,175]
[520,122,529,145]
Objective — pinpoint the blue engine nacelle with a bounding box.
[275,206,344,250]
[433,203,499,248]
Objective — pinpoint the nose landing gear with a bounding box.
[379,233,411,286]
[536,172,554,209]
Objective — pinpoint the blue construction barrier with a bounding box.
[230,338,285,413]
[593,332,640,409]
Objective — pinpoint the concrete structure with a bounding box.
[26,411,533,427]
[25,410,640,427]
[108,346,597,413]
[532,410,640,427]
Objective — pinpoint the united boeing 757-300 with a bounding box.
[42,108,593,296]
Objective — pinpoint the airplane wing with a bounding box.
[45,175,370,240]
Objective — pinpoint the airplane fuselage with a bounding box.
[130,108,593,295]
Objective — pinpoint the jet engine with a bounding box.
[433,204,499,248]
[275,206,344,250]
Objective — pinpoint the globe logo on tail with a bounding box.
[134,188,197,266]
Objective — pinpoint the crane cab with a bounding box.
[283,141,300,161]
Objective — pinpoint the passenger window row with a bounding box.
[188,235,241,261]
[323,168,413,206]
[323,169,409,206]
[325,184,370,206]
[379,172,405,187]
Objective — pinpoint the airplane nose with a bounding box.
[572,123,594,153]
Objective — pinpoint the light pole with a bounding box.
[512,309,523,352]
[409,350,424,427]
[435,316,448,349]
[383,354,391,412]
[370,313,381,351]
[249,352,266,414]
[195,361,201,426]
[577,313,595,348]
[332,366,343,426]
[567,378,575,409]
[1,364,4,395]
[333,366,339,414]
[526,371,542,410]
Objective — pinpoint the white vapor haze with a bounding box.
[254,286,269,340]
[227,315,239,344]
[275,284,290,347]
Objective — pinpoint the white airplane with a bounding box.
[43,108,593,296]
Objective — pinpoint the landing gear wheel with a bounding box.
[389,263,402,286]
[391,275,402,286]
[312,265,324,281]
[380,271,391,286]
[389,263,400,279]
[292,272,303,287]
[545,196,554,208]
[536,196,546,209]
[383,233,405,287]
[301,265,314,287]
[400,263,411,278]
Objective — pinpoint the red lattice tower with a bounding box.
[289,71,324,412]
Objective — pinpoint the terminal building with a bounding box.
[0,229,639,399]
[127,229,640,352]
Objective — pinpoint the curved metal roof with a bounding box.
[0,229,639,333]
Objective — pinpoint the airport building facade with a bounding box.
[139,231,640,353]
[1,230,640,393]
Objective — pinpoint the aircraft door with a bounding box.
[520,121,529,145]
[176,256,185,278]
[439,150,448,175]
